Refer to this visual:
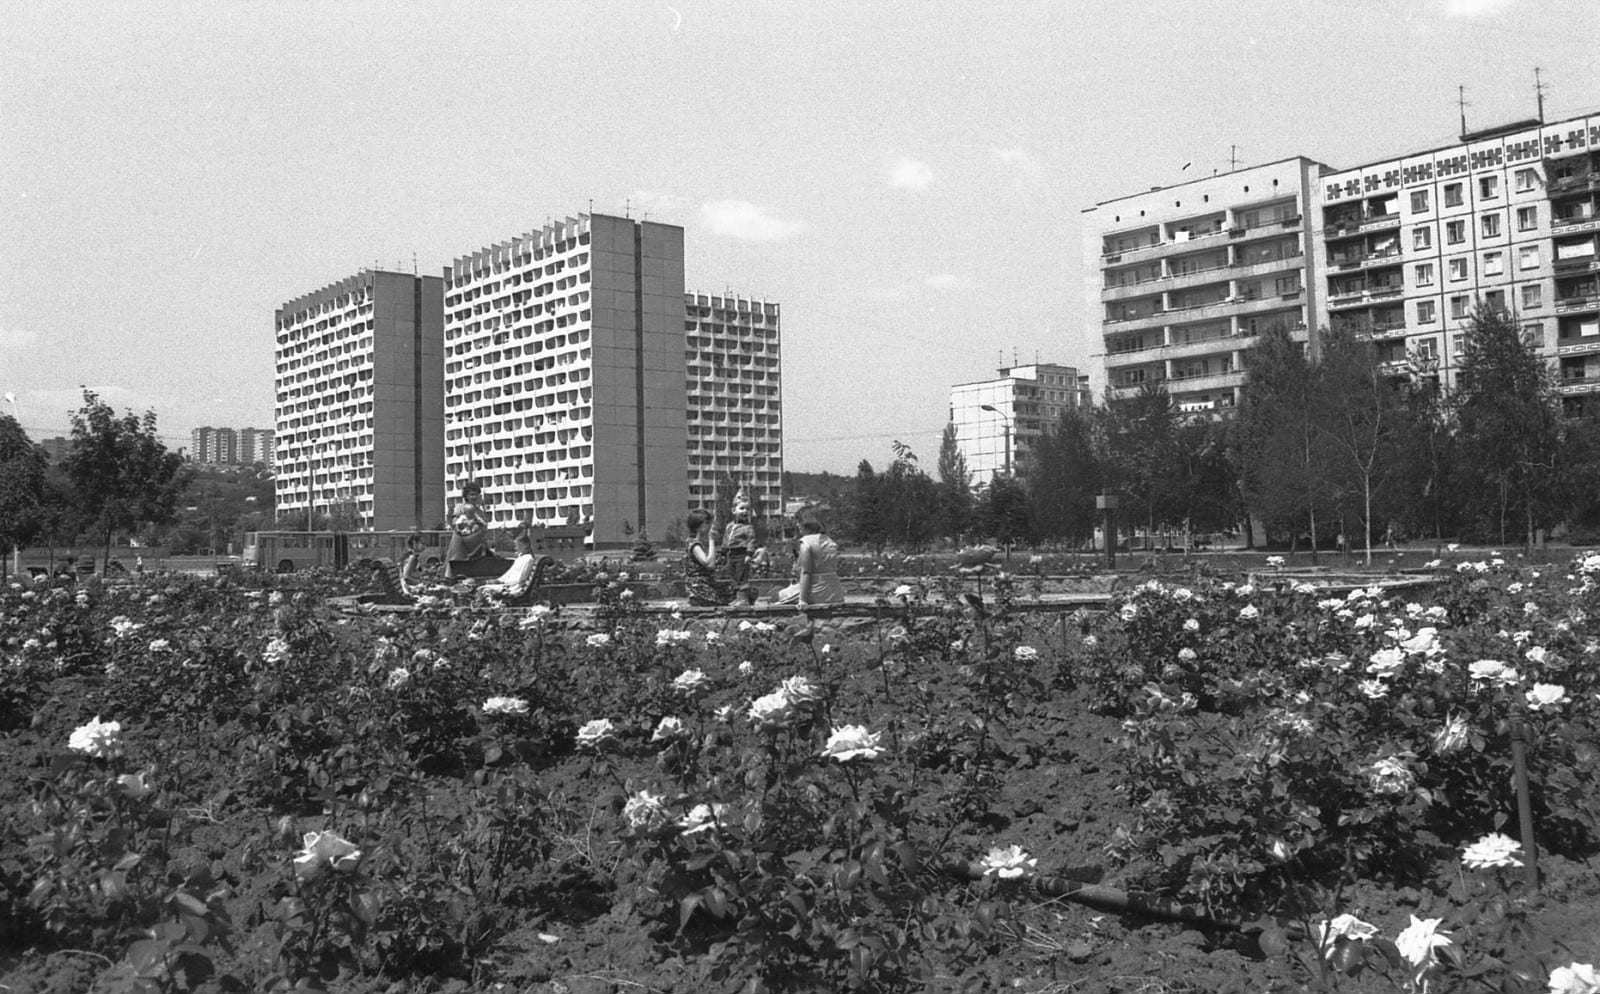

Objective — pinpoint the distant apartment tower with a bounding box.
[1316,112,1600,392]
[950,363,1086,481]
[39,436,71,465]
[1083,157,1329,410]
[273,270,445,531]
[240,427,275,468]
[684,293,783,520]
[443,214,689,548]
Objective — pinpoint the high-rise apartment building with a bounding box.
[239,427,275,468]
[1086,113,1600,406]
[1083,157,1329,410]
[1317,112,1600,391]
[273,270,445,531]
[950,363,1087,481]
[685,293,783,519]
[443,214,690,548]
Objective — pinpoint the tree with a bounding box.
[877,441,940,551]
[61,390,190,570]
[1452,305,1563,549]
[849,460,886,552]
[1233,326,1336,556]
[1026,405,1100,546]
[935,421,973,545]
[1098,383,1182,543]
[975,474,1031,550]
[0,415,50,572]
[1315,326,1408,564]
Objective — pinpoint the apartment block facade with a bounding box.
[442,214,690,549]
[950,363,1087,481]
[1318,112,1600,392]
[685,293,783,518]
[239,427,275,468]
[1084,158,1328,410]
[189,426,237,466]
[273,270,445,531]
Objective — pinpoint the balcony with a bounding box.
[1166,336,1241,361]
[1100,273,1170,301]
[1548,173,1600,196]
[1103,309,1171,333]
[1555,293,1600,315]
[1328,249,1403,274]
[1559,377,1600,396]
[1231,253,1305,280]
[1167,369,1244,395]
[1555,254,1600,274]
[1229,216,1303,242]
[1101,228,1230,266]
[1557,338,1600,357]
[1554,215,1600,235]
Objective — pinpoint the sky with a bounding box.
[3,0,1597,472]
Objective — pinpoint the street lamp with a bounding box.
[979,404,1013,477]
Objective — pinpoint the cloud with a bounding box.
[924,273,963,290]
[0,326,38,348]
[628,189,689,217]
[888,158,935,191]
[700,201,803,241]
[1442,0,1513,17]
[991,146,1043,178]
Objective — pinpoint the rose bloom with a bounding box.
[821,725,884,762]
[1461,832,1523,869]
[780,675,820,704]
[703,631,721,644]
[585,632,612,648]
[1365,755,1415,796]
[1394,915,1452,972]
[1183,618,1200,633]
[1468,659,1521,686]
[655,629,692,647]
[679,802,728,835]
[1238,604,1260,621]
[672,669,708,695]
[748,690,793,728]
[483,696,530,716]
[294,830,362,880]
[575,718,616,748]
[623,790,668,831]
[1177,647,1197,663]
[980,844,1037,879]
[1548,963,1600,994]
[1082,635,1098,648]
[1266,556,1285,568]
[1118,604,1137,622]
[116,771,153,801]
[1313,913,1379,955]
[1526,683,1568,711]
[1432,713,1471,755]
[738,660,755,676]
[386,667,411,690]
[1524,645,1549,665]
[651,716,689,743]
[893,584,914,597]
[519,605,554,628]
[1013,646,1039,662]
[68,717,124,759]
[1366,647,1405,678]
[1359,679,1390,700]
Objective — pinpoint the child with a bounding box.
[724,488,755,588]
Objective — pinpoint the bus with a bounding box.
[241,530,451,574]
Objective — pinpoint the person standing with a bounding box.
[446,481,489,577]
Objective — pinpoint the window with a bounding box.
[1522,284,1543,309]
[1450,295,1471,319]
[1417,299,1437,323]
[1485,289,1506,311]
[1445,183,1464,207]
[1275,275,1301,295]
[1479,175,1499,199]
[1452,333,1465,355]
[1415,338,1439,361]
[1481,213,1502,238]
[1411,189,1430,213]
[1483,251,1505,276]
[1520,245,1540,270]
[1415,263,1435,286]
[1449,258,1468,281]
[1517,205,1538,231]
[1523,322,1544,347]
[1446,220,1466,244]
[1413,226,1433,250]
[1515,168,1537,192]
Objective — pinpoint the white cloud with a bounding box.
[991,146,1043,178]
[0,326,38,348]
[628,189,689,217]
[924,273,963,290]
[700,201,803,241]
[888,158,935,191]
[1442,0,1513,17]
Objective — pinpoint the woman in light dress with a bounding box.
[774,507,843,607]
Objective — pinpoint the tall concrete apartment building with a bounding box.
[239,427,275,468]
[443,214,691,548]
[273,270,445,531]
[1085,112,1600,407]
[685,293,783,518]
[1317,112,1600,391]
[1083,157,1329,410]
[950,363,1087,481]
[189,426,237,466]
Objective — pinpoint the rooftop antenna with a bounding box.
[624,197,631,219]
[412,252,418,275]
[1458,85,1471,139]
[1230,144,1241,170]
[1534,67,1548,124]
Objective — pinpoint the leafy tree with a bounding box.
[0,415,50,572]
[849,460,886,552]
[1098,383,1182,543]
[61,389,190,570]
[1026,406,1100,546]
[935,421,973,544]
[1166,416,1239,551]
[975,473,1031,550]
[1233,327,1336,556]
[876,441,940,551]
[1452,306,1563,548]
[1315,326,1408,563]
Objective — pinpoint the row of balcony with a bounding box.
[1101,253,1303,300]
[1101,217,1303,266]
[1106,293,1304,331]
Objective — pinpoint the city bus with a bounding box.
[241,530,451,573]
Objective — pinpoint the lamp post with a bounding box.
[979,404,1013,477]
[4,394,20,577]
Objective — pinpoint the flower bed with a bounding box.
[1,560,1598,992]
